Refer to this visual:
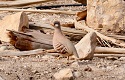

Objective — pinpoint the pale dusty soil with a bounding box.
[0,56,125,80]
[0,0,125,80]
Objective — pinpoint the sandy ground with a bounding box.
[0,0,125,80]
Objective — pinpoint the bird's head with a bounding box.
[53,21,61,29]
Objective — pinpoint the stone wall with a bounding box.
[87,0,125,33]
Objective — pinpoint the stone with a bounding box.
[84,66,92,72]
[0,76,4,80]
[73,71,82,78]
[42,55,55,59]
[53,68,74,80]
[71,62,79,67]
[0,12,29,42]
[75,32,97,60]
[0,46,7,51]
[87,0,125,33]
[75,20,87,29]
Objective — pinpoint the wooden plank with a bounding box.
[0,0,56,7]
[94,54,125,57]
[95,47,125,54]
[0,49,45,56]
[0,8,77,15]
[8,29,53,50]
[29,22,85,35]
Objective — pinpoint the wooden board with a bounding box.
[0,0,56,7]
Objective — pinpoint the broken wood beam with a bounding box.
[95,47,125,54]
[0,48,125,57]
[75,20,125,47]
[0,8,77,15]
[0,49,45,56]
[29,22,85,35]
[35,4,86,9]
[46,46,125,54]
[94,54,125,57]
[108,34,125,40]
[8,29,53,50]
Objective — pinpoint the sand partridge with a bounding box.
[52,21,79,58]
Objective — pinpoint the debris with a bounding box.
[0,46,8,51]
[0,12,29,42]
[95,47,125,54]
[84,66,92,72]
[75,32,97,60]
[75,20,87,29]
[35,4,86,9]
[74,0,87,4]
[0,0,56,7]
[71,62,79,67]
[0,49,44,56]
[76,10,87,21]
[62,23,75,28]
[108,34,125,40]
[0,76,4,80]
[53,68,74,80]
[94,54,125,57]
[0,8,77,15]
[42,55,55,59]
[73,71,82,78]
[75,20,125,47]
[29,22,85,35]
[118,57,125,61]
[106,57,118,60]
[8,30,53,50]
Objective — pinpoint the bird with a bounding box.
[52,21,79,59]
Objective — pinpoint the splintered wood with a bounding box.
[8,29,53,50]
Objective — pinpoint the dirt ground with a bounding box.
[0,0,125,80]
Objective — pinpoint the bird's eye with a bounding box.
[55,24,59,27]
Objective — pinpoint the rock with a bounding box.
[0,46,7,51]
[42,55,55,59]
[0,12,29,42]
[75,20,87,29]
[71,62,79,67]
[53,68,74,80]
[75,32,97,60]
[87,0,125,33]
[73,71,82,78]
[84,66,92,72]
[0,76,4,80]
